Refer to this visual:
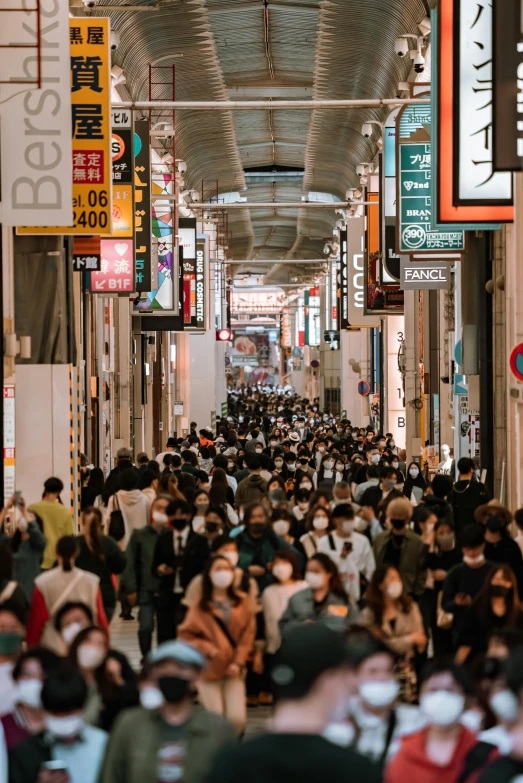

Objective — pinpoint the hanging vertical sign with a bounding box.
[0,0,72,227]
[437,0,514,222]
[90,239,134,293]
[345,218,380,327]
[180,218,198,327]
[108,109,134,238]
[17,19,112,236]
[492,0,522,170]
[339,228,349,330]
[195,238,207,330]
[3,386,15,503]
[134,118,152,291]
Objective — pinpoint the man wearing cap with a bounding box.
[206,625,378,783]
[100,640,236,783]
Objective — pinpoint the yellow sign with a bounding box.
[18,19,112,236]
[107,184,133,237]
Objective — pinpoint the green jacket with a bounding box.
[373,529,428,597]
[99,705,236,783]
[123,525,161,594]
[279,586,359,637]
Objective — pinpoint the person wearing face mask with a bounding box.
[270,509,301,551]
[0,495,46,602]
[182,505,228,591]
[101,640,236,783]
[191,490,211,534]
[9,669,108,783]
[68,625,138,731]
[272,454,288,479]
[178,555,255,734]
[293,488,311,522]
[373,497,428,601]
[208,623,377,783]
[280,553,358,636]
[0,602,28,719]
[425,519,462,657]
[317,504,376,606]
[402,462,427,504]
[152,499,199,643]
[313,453,338,495]
[123,495,171,656]
[474,503,523,598]
[300,506,333,559]
[449,457,490,537]
[295,472,314,495]
[75,508,127,623]
[315,441,328,470]
[352,448,381,496]
[262,551,308,659]
[455,565,523,665]
[475,661,520,755]
[325,632,421,767]
[236,503,296,592]
[384,662,488,783]
[359,467,400,515]
[54,601,94,651]
[1,647,60,753]
[361,566,426,701]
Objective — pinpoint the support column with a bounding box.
[175,332,191,436]
[340,329,370,425]
[404,289,421,463]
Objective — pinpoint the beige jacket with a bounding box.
[359,602,424,655]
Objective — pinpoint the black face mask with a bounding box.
[486,517,503,533]
[158,676,193,704]
[390,518,406,531]
[490,584,511,598]
[205,522,220,533]
[249,523,266,536]
[172,518,188,531]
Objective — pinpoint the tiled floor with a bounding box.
[110,613,271,735]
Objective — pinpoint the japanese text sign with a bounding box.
[134,119,152,292]
[73,236,101,272]
[398,143,465,252]
[90,239,134,293]
[17,19,112,236]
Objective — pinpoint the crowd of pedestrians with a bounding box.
[1,385,523,781]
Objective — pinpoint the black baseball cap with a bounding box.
[271,624,351,699]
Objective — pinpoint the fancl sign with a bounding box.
[400,256,451,290]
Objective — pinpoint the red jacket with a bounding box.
[384,726,478,783]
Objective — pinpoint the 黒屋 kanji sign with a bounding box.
[398,142,465,253]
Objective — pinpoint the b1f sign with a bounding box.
[400,256,451,290]
[0,0,72,226]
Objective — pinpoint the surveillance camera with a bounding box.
[82,0,100,7]
[177,160,188,174]
[361,122,373,139]
[110,31,120,50]
[345,188,356,200]
[356,163,367,176]
[414,53,425,73]
[353,188,362,200]
[335,218,346,230]
[323,243,332,256]
[395,37,409,57]
[189,190,200,202]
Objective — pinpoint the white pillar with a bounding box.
[404,290,421,462]
[340,329,370,425]
[383,314,406,449]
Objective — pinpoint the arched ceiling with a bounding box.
[90,0,434,282]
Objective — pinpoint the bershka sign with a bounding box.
[400,256,451,290]
[0,0,72,227]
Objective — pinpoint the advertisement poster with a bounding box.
[228,333,279,385]
[90,239,134,293]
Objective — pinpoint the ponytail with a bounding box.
[56,536,78,572]
[82,508,104,560]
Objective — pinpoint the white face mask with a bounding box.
[318,447,326,454]
[298,502,309,510]
[221,550,239,568]
[463,554,485,566]
[287,464,296,471]
[274,460,283,468]
[490,689,520,723]
[354,516,368,532]
[77,644,106,670]
[152,511,168,525]
[324,461,335,470]
[18,518,28,533]
[420,691,465,726]
[335,463,345,472]
[392,461,399,469]
[306,571,325,589]
[340,520,354,536]
[359,680,400,708]
[16,679,43,708]
[371,453,380,465]
[46,714,85,739]
[210,569,234,589]
[323,721,356,747]
[273,520,290,537]
[61,622,84,647]
[409,468,419,478]
[460,709,484,733]
[273,562,294,582]
[301,482,312,491]
[313,516,329,531]
[228,462,235,470]
[140,686,165,710]
[386,582,403,599]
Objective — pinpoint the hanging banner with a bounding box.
[339,228,349,330]
[493,0,522,170]
[0,0,72,227]
[90,239,134,293]
[17,19,112,236]
[365,192,404,315]
[180,218,198,327]
[106,108,134,238]
[3,386,15,503]
[134,118,152,292]
[344,217,380,327]
[437,0,514,222]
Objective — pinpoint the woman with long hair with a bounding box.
[456,564,523,664]
[209,468,238,526]
[158,471,186,501]
[313,452,337,495]
[279,552,357,635]
[81,467,105,510]
[360,565,426,702]
[75,508,127,622]
[0,495,45,602]
[403,461,427,503]
[178,554,255,734]
[68,625,138,731]
[26,536,108,654]
[299,505,332,559]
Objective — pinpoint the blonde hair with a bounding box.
[387,497,413,523]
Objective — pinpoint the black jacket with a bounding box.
[151,527,207,599]
[450,479,490,536]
